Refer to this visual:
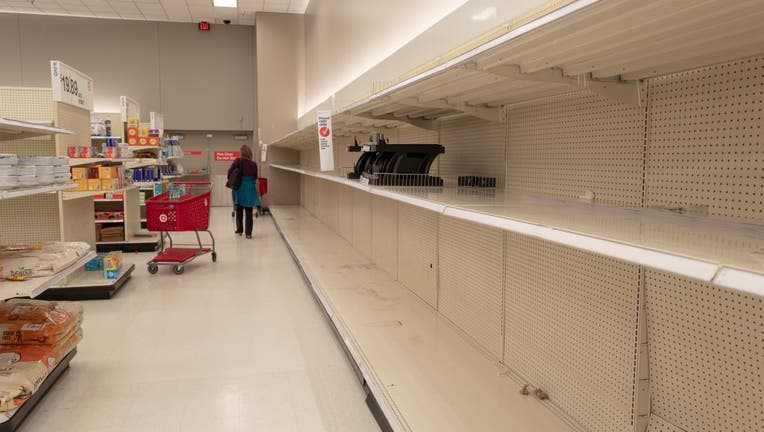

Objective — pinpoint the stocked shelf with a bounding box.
[271,164,764,297]
[94,219,124,224]
[90,136,121,140]
[271,206,573,432]
[63,185,137,201]
[128,146,160,151]
[0,118,73,141]
[70,158,162,168]
[0,251,97,301]
[0,183,75,200]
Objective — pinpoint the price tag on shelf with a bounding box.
[359,177,370,186]
[317,111,334,172]
[362,145,371,152]
[50,61,93,110]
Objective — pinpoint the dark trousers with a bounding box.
[235,205,253,236]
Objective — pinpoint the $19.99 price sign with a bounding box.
[50,61,94,110]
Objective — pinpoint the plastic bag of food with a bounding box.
[0,328,81,371]
[0,300,79,345]
[0,361,48,412]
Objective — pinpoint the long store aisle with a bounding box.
[19,208,381,432]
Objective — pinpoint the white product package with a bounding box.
[14,166,35,176]
[0,155,17,166]
[0,166,16,176]
[34,166,54,175]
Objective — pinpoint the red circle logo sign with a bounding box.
[319,126,331,138]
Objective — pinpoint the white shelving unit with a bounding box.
[62,185,137,201]
[270,164,764,296]
[0,117,73,140]
[263,3,764,432]
[0,183,75,200]
[0,251,96,301]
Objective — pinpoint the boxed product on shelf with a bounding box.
[74,179,88,191]
[84,254,104,271]
[126,118,139,146]
[87,179,101,191]
[101,178,119,191]
[103,251,122,279]
[94,211,124,221]
[96,225,124,242]
[97,166,118,179]
[70,167,88,179]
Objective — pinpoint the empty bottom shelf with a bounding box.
[270,205,572,432]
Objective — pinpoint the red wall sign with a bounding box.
[214,151,240,161]
[183,150,203,156]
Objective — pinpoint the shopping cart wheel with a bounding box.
[148,263,159,274]
[211,252,217,262]
[173,265,184,275]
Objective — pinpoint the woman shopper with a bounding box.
[228,145,260,239]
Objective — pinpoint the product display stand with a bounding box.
[40,262,135,300]
[0,348,77,432]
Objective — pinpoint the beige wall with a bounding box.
[255,12,304,144]
[0,13,255,131]
[301,0,469,115]
[297,0,557,127]
[255,12,304,206]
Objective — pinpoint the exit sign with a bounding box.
[198,21,210,31]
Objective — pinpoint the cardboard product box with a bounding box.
[103,251,123,279]
[153,181,168,196]
[148,136,160,146]
[71,167,88,179]
[75,179,89,191]
[98,166,119,179]
[137,136,149,146]
[87,179,102,191]
[101,178,119,191]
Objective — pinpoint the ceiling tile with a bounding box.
[94,10,119,16]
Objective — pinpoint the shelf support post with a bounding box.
[477,63,642,106]
[355,112,438,131]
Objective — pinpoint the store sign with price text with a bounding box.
[317,111,334,171]
[50,61,94,110]
[214,151,240,161]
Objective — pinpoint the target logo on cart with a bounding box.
[159,214,168,223]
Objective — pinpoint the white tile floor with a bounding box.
[19,208,381,432]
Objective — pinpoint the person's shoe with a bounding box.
[246,235,252,239]
[235,231,243,236]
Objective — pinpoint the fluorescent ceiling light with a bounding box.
[213,0,237,8]
[472,7,496,21]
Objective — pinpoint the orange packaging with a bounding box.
[87,179,102,191]
[138,136,149,146]
[0,329,81,371]
[70,167,88,179]
[74,179,88,191]
[148,136,160,146]
[101,179,118,191]
[0,304,78,346]
[98,166,118,179]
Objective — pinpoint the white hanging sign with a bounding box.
[260,143,268,162]
[120,96,140,122]
[50,61,94,110]
[317,111,334,171]
[150,112,164,134]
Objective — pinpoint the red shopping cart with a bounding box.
[145,181,216,275]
